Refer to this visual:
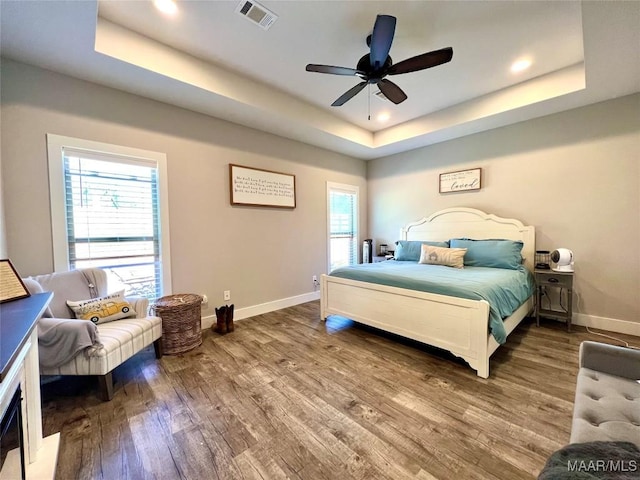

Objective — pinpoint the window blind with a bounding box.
[328,187,358,271]
[63,151,162,299]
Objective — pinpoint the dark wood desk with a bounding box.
[0,293,52,382]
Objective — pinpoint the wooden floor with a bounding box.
[41,301,640,480]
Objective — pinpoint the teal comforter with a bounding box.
[329,262,535,344]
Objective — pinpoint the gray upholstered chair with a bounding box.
[23,268,163,401]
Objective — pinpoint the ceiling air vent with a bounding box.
[373,90,391,102]
[235,0,278,30]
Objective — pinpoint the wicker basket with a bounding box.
[154,294,203,355]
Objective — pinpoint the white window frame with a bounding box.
[326,181,359,273]
[46,134,172,295]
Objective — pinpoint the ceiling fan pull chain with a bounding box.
[368,84,371,121]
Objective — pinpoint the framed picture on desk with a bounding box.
[0,259,30,303]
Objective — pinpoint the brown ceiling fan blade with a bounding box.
[387,47,453,75]
[378,79,407,104]
[306,64,361,76]
[331,82,368,106]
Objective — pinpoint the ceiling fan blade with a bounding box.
[331,81,368,107]
[306,64,361,76]
[369,15,396,70]
[377,79,407,104]
[388,47,453,75]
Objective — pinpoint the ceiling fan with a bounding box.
[306,15,453,107]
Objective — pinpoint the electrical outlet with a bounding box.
[224,290,231,301]
[201,294,208,306]
[312,275,317,283]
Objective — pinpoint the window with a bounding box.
[327,182,359,272]
[47,135,171,299]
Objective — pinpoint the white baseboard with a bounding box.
[201,290,321,329]
[199,294,640,339]
[572,313,640,337]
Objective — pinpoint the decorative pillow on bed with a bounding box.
[67,291,136,325]
[418,245,467,268]
[449,238,524,270]
[395,240,449,261]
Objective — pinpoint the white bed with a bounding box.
[320,207,535,378]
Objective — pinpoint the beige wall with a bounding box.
[0,136,6,259]
[0,79,5,258]
[0,59,367,316]
[4,57,638,329]
[368,94,640,327]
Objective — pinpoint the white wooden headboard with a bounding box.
[400,207,535,272]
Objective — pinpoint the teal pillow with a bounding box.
[449,238,523,269]
[395,240,449,261]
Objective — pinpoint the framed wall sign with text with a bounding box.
[439,168,482,194]
[230,164,296,208]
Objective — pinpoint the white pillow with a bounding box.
[418,244,467,269]
[67,290,135,324]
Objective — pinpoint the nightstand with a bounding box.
[535,269,574,331]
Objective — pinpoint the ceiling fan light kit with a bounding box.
[306,14,453,107]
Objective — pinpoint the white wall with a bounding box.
[368,94,640,330]
[0,59,367,318]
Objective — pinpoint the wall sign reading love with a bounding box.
[439,168,482,194]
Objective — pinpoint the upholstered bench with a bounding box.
[23,268,163,400]
[538,341,640,479]
[571,341,640,447]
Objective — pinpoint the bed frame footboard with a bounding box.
[321,274,495,377]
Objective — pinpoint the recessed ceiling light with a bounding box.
[511,59,532,73]
[154,0,178,15]
[377,112,390,122]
